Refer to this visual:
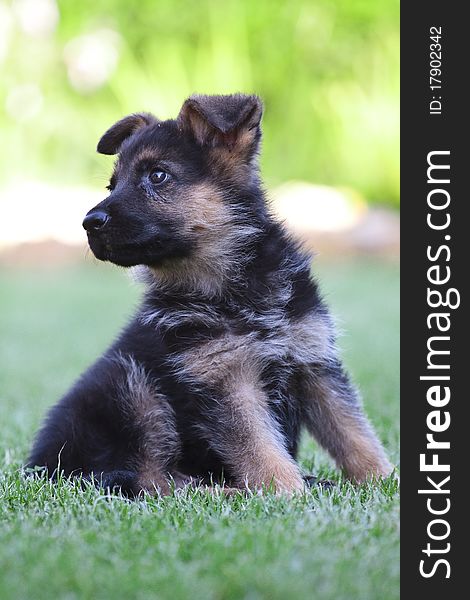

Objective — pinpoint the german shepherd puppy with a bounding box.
[27,94,392,495]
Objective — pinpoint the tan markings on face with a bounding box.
[115,353,180,495]
[178,334,303,493]
[131,147,162,165]
[150,181,258,297]
[177,182,230,236]
[128,147,228,234]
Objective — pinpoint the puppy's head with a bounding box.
[84,94,264,277]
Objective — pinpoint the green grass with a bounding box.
[0,259,399,600]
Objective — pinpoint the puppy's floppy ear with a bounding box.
[97,112,158,155]
[177,94,263,155]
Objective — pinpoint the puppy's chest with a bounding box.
[166,308,333,391]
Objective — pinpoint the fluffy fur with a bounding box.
[27,93,392,495]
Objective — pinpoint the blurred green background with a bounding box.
[0,0,399,206]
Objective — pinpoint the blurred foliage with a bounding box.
[0,0,399,206]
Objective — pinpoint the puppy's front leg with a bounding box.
[181,336,303,494]
[205,382,304,493]
[301,360,393,482]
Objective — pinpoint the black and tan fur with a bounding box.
[27,94,392,495]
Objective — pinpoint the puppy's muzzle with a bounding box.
[82,210,110,232]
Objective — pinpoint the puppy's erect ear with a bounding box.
[177,94,263,156]
[97,113,158,155]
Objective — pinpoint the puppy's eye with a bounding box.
[149,170,168,185]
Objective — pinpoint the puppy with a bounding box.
[27,94,392,495]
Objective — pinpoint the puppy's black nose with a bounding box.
[82,211,110,231]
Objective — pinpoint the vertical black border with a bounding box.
[401,4,466,596]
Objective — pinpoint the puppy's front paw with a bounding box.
[94,470,140,497]
[302,474,336,490]
[346,458,395,483]
[258,466,305,496]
